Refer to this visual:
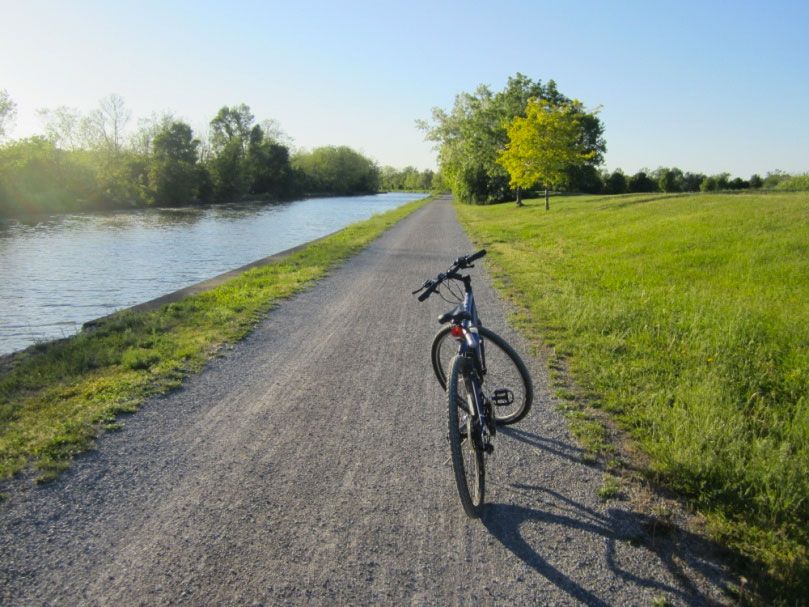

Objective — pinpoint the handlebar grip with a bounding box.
[468,249,486,262]
[417,289,432,302]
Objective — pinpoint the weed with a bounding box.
[598,474,622,501]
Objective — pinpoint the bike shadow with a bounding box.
[498,426,587,467]
[481,484,739,606]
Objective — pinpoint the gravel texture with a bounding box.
[0,196,734,605]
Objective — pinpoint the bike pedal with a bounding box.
[492,388,514,406]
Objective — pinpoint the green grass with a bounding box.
[0,195,431,481]
[456,191,809,601]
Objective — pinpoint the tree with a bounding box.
[148,121,200,205]
[209,138,248,200]
[682,172,705,192]
[206,104,256,200]
[658,167,684,192]
[246,124,293,197]
[628,171,657,192]
[36,106,83,150]
[604,170,628,194]
[749,174,763,189]
[83,94,131,154]
[209,104,254,153]
[292,146,379,195]
[130,112,175,156]
[419,73,604,204]
[497,98,598,209]
[0,89,17,140]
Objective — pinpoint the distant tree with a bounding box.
[206,104,257,201]
[130,112,175,156]
[762,170,789,189]
[37,106,85,150]
[700,173,730,192]
[0,89,17,140]
[749,174,763,189]
[209,138,248,200]
[567,164,603,193]
[209,104,254,153]
[628,171,657,192]
[497,98,598,208]
[82,94,131,155]
[293,146,379,195]
[682,172,705,192]
[148,121,200,205]
[603,170,628,194]
[658,167,684,192]
[419,73,604,204]
[700,176,717,192]
[728,177,749,190]
[246,124,292,197]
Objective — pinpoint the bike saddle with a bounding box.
[438,305,471,325]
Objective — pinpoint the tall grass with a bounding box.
[456,191,809,598]
[0,196,431,481]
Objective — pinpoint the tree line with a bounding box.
[420,74,808,204]
[597,167,796,195]
[0,92,385,217]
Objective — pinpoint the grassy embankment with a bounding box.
[0,195,431,483]
[456,192,808,601]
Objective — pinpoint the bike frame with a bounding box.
[449,274,491,434]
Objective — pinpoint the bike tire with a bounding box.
[446,354,485,518]
[433,326,533,425]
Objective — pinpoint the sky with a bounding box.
[2,0,808,177]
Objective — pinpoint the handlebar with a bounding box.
[412,249,486,302]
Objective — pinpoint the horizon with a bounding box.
[2,0,808,177]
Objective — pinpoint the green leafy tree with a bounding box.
[420,74,604,204]
[682,172,705,192]
[148,121,200,205]
[604,170,628,194]
[246,124,293,198]
[292,146,379,195]
[209,104,254,153]
[207,104,256,200]
[749,174,763,189]
[0,137,100,215]
[628,171,657,192]
[658,167,684,192]
[497,98,598,209]
[209,138,248,200]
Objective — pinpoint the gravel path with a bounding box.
[0,196,733,605]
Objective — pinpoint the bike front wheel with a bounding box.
[446,354,485,518]
[433,326,533,425]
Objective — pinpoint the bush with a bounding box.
[775,173,809,191]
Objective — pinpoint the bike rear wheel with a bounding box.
[433,326,533,425]
[446,354,485,518]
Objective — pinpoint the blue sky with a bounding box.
[2,0,808,176]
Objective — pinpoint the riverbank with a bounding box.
[455,191,808,603]
[0,195,432,484]
[1,192,425,355]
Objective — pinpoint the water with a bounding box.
[0,192,425,355]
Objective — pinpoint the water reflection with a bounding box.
[0,192,424,355]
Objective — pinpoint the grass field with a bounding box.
[456,191,808,600]
[0,195,431,483]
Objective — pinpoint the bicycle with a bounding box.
[413,250,533,517]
